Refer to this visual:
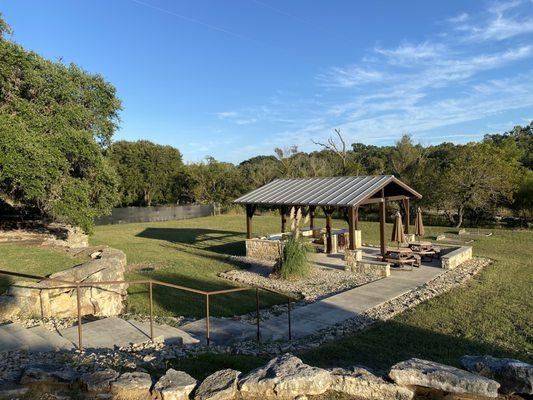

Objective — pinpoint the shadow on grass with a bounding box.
[0,275,13,295]
[160,319,532,381]
[126,268,286,318]
[136,228,245,256]
[299,319,532,372]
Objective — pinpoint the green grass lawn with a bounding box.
[0,243,83,293]
[1,214,531,379]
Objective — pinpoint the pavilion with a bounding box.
[234,175,422,256]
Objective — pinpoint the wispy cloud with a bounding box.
[316,66,384,88]
[452,0,533,41]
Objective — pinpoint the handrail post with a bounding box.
[256,288,260,342]
[76,284,82,350]
[149,281,154,342]
[205,294,210,346]
[287,296,292,340]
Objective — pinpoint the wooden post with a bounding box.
[354,206,359,231]
[348,206,356,250]
[379,189,386,257]
[324,207,333,254]
[280,206,287,233]
[309,206,315,231]
[403,198,410,234]
[246,205,254,239]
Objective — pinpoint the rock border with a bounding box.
[1,353,531,400]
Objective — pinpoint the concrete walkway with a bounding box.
[180,262,445,344]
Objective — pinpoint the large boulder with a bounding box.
[461,355,533,395]
[239,354,332,399]
[0,247,128,320]
[330,367,414,400]
[152,369,197,400]
[80,368,120,394]
[20,364,78,390]
[110,371,152,399]
[389,358,500,398]
[195,369,241,400]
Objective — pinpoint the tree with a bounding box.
[107,140,185,206]
[513,170,533,223]
[390,134,426,186]
[188,157,243,205]
[434,142,521,227]
[0,16,121,232]
[312,129,350,174]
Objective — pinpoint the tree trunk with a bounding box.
[455,206,464,228]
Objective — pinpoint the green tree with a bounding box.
[107,140,185,206]
[188,157,243,205]
[434,142,521,227]
[0,16,120,232]
[513,170,533,223]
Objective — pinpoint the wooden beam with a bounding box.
[379,189,386,257]
[348,206,356,250]
[323,207,334,254]
[403,198,410,234]
[309,206,316,231]
[280,206,287,233]
[246,205,255,239]
[359,195,409,205]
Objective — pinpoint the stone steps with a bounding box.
[0,317,200,353]
[58,317,199,349]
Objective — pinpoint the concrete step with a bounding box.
[0,324,27,352]
[59,317,200,349]
[27,325,75,351]
[126,320,200,346]
[0,323,55,352]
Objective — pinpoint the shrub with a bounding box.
[280,236,312,279]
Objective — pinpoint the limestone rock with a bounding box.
[0,247,128,320]
[80,369,119,393]
[195,369,240,400]
[20,364,78,387]
[152,369,197,400]
[461,355,533,395]
[239,353,332,399]
[110,371,152,399]
[330,367,413,400]
[389,358,500,398]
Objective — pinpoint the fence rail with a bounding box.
[0,269,292,350]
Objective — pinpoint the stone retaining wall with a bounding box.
[0,247,128,321]
[245,238,283,262]
[441,246,473,270]
[0,222,88,249]
[3,353,531,399]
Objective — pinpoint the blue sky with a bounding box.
[2,0,533,163]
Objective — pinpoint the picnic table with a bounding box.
[408,241,441,259]
[382,247,421,270]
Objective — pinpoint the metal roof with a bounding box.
[234,175,422,207]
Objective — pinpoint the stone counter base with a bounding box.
[344,249,391,278]
[245,238,283,262]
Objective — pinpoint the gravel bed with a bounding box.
[221,256,379,302]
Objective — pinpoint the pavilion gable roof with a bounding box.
[234,175,421,207]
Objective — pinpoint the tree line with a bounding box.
[106,125,531,229]
[0,15,531,232]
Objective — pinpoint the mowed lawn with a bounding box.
[0,242,83,293]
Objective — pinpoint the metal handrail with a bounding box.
[0,269,293,350]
